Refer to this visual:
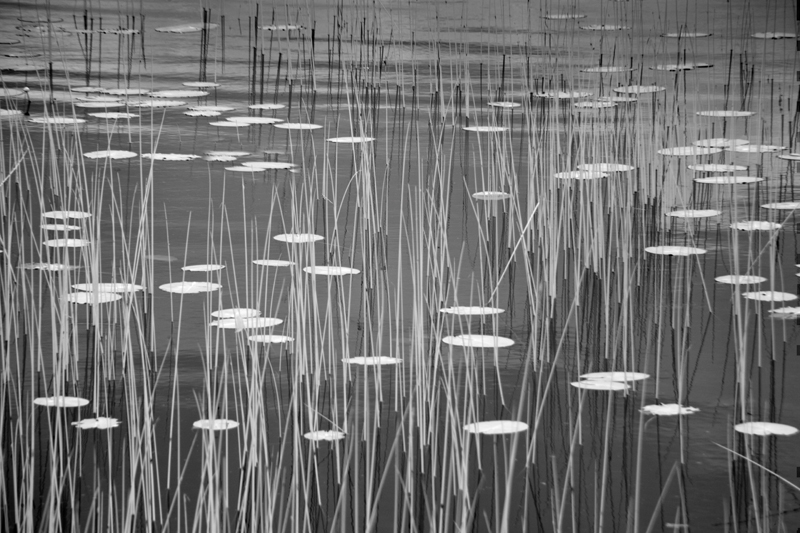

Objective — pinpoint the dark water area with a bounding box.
[1,0,799,531]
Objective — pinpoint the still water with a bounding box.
[1,0,799,531]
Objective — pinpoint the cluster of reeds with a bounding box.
[0,1,798,532]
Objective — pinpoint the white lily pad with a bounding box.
[327,136,375,143]
[72,282,144,292]
[182,264,225,272]
[464,421,528,435]
[641,404,699,416]
[34,396,89,407]
[666,209,721,218]
[241,161,296,170]
[462,125,508,132]
[42,210,92,220]
[741,291,797,302]
[751,32,796,39]
[142,153,200,161]
[44,238,90,248]
[29,116,86,125]
[193,419,239,430]
[582,66,633,73]
[72,417,120,429]
[579,371,649,382]
[303,266,360,276]
[728,144,785,153]
[734,422,798,436]
[488,101,521,108]
[303,430,345,441]
[761,202,800,210]
[571,380,629,391]
[149,90,208,98]
[695,176,762,184]
[274,122,322,130]
[191,106,235,113]
[695,138,749,148]
[274,233,323,243]
[645,246,707,256]
[226,116,283,125]
[155,23,219,34]
[158,281,221,294]
[472,191,512,200]
[714,275,767,285]
[662,32,711,38]
[88,112,139,119]
[84,150,137,159]
[730,221,781,231]
[342,356,402,365]
[688,163,748,172]
[42,223,80,231]
[439,306,504,315]
[64,292,122,304]
[696,110,754,118]
[535,90,592,99]
[442,334,514,348]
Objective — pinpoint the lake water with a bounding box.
[1,0,799,531]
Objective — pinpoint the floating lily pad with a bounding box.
[327,136,375,143]
[696,110,754,118]
[44,238,90,247]
[182,264,224,272]
[579,371,649,382]
[88,112,139,119]
[131,99,186,108]
[303,266,360,276]
[571,380,629,391]
[34,396,89,407]
[543,13,586,20]
[741,291,797,302]
[645,246,707,256]
[688,163,747,172]
[580,24,629,31]
[185,110,220,117]
[666,209,721,218]
[472,191,512,200]
[442,334,514,348]
[582,65,633,73]
[74,101,124,109]
[342,356,402,365]
[715,275,767,285]
[761,202,800,210]
[440,306,504,315]
[158,281,221,294]
[662,32,711,38]
[64,291,122,304]
[777,153,800,161]
[42,223,80,231]
[464,421,528,435]
[488,101,521,108]
[729,144,785,153]
[210,121,248,127]
[274,122,322,130]
[695,138,749,148]
[462,125,508,132]
[72,417,120,429]
[30,116,86,125]
[241,161,296,170]
[274,233,323,243]
[304,430,345,441]
[84,149,137,159]
[155,23,219,34]
[142,153,200,161]
[105,88,150,96]
[72,282,144,292]
[193,419,239,430]
[734,422,798,436]
[730,221,781,231]
[574,100,617,109]
[22,262,74,271]
[191,105,235,113]
[751,32,796,39]
[43,210,92,220]
[249,103,285,110]
[641,404,699,415]
[695,176,762,184]
[535,90,592,99]
[226,116,283,125]
[149,89,209,99]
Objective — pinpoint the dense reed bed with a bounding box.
[0,0,798,531]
